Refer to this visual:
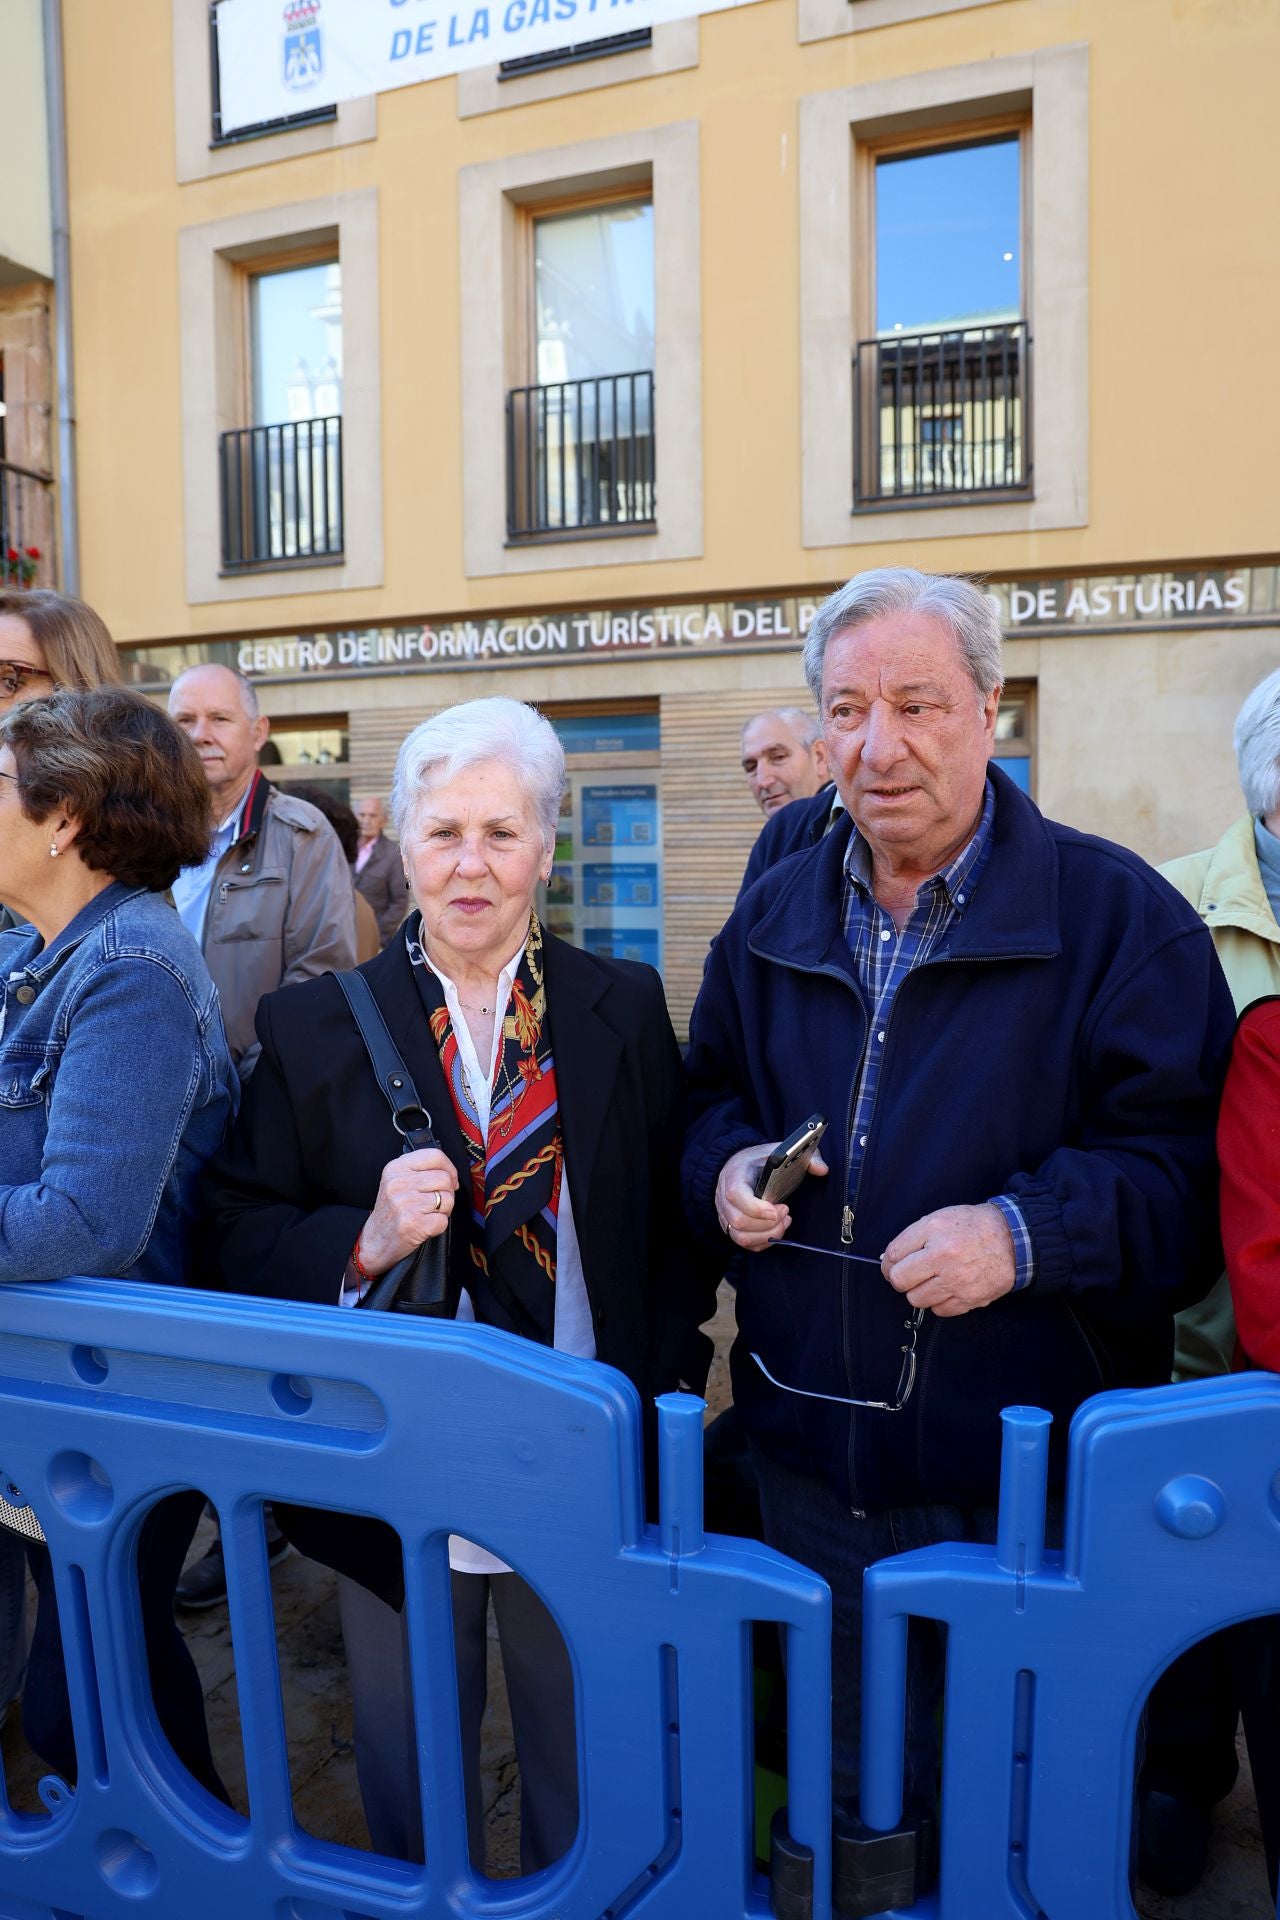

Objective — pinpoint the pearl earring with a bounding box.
[49,843,60,858]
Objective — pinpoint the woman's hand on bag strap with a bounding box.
[358,1148,459,1276]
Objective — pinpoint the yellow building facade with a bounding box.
[41,0,1280,1026]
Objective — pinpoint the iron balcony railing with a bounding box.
[0,460,55,588]
[507,371,655,540]
[853,319,1031,507]
[219,416,343,571]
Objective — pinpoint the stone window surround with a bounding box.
[798,44,1089,550]
[177,189,383,607]
[172,0,376,185]
[456,17,698,117]
[459,121,703,579]
[799,0,1016,47]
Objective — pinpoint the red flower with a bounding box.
[24,547,40,562]
[5,550,17,564]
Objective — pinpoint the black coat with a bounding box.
[202,925,714,1602]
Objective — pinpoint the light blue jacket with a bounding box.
[0,883,237,1285]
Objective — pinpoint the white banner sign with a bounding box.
[215,0,765,131]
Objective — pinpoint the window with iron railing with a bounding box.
[0,462,54,589]
[508,198,656,540]
[856,129,1030,506]
[219,418,343,569]
[220,259,345,571]
[853,321,1031,504]
[507,372,655,538]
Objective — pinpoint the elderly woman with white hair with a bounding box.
[206,695,710,1872]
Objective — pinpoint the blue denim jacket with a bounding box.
[0,883,237,1285]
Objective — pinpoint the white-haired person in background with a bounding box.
[204,695,713,1872]
[1134,666,1280,1896]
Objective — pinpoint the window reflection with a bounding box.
[875,135,1021,336]
[251,262,344,427]
[534,202,655,384]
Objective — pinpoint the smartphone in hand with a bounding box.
[754,1115,827,1204]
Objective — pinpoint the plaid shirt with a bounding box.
[841,779,1034,1290]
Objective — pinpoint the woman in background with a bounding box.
[0,687,237,1797]
[0,589,123,1721]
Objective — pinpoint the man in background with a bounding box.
[739,708,840,897]
[740,707,830,819]
[167,664,356,1080]
[354,794,408,946]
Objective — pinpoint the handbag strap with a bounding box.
[332,968,451,1315]
[332,969,436,1148]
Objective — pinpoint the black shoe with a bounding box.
[175,1524,291,1612]
[1137,1789,1211,1896]
[263,1509,291,1567]
[175,1541,228,1612]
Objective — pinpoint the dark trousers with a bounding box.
[1143,1622,1280,1898]
[752,1445,1064,1813]
[23,1489,225,1802]
[338,1566,579,1873]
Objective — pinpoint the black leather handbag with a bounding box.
[332,968,453,1316]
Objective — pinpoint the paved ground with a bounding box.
[1,1284,1273,1908]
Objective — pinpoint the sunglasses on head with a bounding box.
[0,663,53,699]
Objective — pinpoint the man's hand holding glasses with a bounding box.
[881,1203,1017,1318]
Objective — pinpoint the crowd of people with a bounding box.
[0,570,1277,1894]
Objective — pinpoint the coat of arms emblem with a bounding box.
[283,0,323,90]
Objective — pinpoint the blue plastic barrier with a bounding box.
[0,1279,831,1920]
[859,1375,1280,1920]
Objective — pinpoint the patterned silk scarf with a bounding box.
[409,914,561,1345]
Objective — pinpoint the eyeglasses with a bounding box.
[0,663,53,701]
[750,1236,925,1413]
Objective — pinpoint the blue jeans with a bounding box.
[751,1445,1003,1813]
[0,1528,26,1712]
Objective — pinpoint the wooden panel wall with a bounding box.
[661,690,766,1038]
[347,704,439,811]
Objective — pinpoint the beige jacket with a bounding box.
[203,777,357,1077]
[1161,812,1280,1014]
[1160,812,1280,1377]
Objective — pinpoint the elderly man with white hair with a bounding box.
[682,567,1234,1837]
[206,694,712,1873]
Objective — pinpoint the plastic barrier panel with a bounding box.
[858,1376,1280,1920]
[0,1279,832,1920]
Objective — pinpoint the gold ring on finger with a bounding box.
[433,1191,443,1213]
